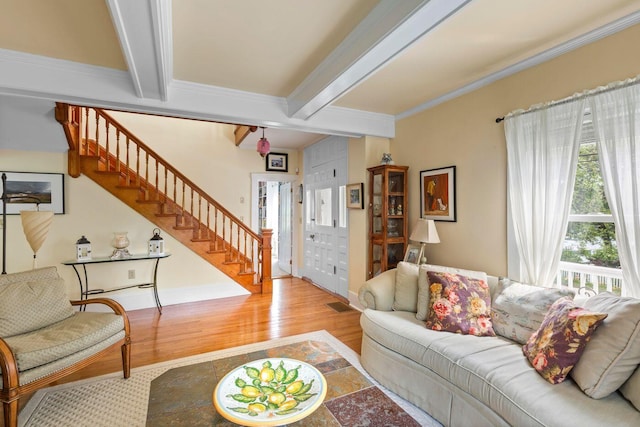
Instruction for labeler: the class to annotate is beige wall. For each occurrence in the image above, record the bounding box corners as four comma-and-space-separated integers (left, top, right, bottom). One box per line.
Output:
393, 23, 640, 277
347, 135, 390, 302
108, 112, 299, 224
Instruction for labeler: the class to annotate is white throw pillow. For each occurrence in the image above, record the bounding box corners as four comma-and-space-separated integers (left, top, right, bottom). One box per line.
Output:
415, 264, 487, 321
392, 262, 420, 312
570, 293, 640, 399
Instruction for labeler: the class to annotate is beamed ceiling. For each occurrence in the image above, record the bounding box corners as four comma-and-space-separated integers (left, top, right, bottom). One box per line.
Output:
1, 0, 640, 150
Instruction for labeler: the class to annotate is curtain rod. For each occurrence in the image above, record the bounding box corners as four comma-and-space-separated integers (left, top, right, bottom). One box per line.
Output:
495, 75, 640, 123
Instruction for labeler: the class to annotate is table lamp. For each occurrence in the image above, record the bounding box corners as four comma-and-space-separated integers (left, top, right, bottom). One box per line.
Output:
409, 218, 440, 264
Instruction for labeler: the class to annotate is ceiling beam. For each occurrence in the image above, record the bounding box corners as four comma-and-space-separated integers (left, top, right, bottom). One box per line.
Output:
234, 125, 258, 146
0, 49, 395, 138
286, 0, 472, 120
106, 0, 172, 101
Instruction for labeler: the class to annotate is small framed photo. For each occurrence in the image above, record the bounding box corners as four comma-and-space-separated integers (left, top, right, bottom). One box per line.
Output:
265, 152, 288, 172
346, 182, 364, 209
404, 243, 423, 264
420, 165, 456, 222
1, 172, 65, 214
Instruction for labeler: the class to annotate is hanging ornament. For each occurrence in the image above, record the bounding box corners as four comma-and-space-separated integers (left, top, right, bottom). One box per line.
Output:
257, 127, 271, 157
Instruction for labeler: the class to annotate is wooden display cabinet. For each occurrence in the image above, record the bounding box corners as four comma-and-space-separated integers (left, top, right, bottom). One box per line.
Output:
367, 164, 408, 278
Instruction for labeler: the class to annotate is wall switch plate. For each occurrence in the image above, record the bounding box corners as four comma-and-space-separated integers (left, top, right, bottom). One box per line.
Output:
128, 269, 135, 279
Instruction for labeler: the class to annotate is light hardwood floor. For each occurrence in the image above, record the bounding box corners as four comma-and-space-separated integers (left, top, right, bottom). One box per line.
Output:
55, 277, 363, 386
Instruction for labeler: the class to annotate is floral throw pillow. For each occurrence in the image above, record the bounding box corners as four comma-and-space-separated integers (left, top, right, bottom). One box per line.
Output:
425, 271, 495, 336
522, 297, 607, 385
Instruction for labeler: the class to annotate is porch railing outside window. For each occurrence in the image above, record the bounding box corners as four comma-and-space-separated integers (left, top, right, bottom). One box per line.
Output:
555, 261, 623, 296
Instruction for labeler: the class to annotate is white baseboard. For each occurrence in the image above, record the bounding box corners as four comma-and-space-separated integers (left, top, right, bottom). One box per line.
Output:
82, 282, 250, 312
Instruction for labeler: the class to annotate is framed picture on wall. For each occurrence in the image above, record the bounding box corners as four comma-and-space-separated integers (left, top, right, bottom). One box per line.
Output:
265, 152, 288, 172
346, 182, 364, 209
420, 166, 456, 222
0, 172, 65, 214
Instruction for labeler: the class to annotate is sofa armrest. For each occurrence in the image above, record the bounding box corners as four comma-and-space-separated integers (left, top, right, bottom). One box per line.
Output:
0, 337, 19, 390
71, 298, 130, 336
358, 269, 396, 311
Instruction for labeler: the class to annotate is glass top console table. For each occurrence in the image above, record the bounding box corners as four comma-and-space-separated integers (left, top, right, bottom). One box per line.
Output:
62, 253, 170, 313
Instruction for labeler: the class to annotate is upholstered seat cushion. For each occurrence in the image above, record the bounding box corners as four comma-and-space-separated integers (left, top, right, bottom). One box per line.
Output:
0, 266, 75, 337
3, 312, 125, 372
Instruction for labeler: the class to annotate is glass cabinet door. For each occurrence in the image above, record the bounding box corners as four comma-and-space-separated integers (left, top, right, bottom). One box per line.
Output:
368, 164, 409, 279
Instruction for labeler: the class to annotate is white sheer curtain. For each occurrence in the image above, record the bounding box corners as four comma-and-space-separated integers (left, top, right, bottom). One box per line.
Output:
590, 80, 640, 297
505, 100, 586, 285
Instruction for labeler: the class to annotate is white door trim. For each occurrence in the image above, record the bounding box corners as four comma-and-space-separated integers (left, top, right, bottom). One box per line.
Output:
251, 173, 299, 277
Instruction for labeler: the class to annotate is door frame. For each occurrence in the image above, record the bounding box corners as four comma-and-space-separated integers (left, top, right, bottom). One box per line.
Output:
251, 173, 299, 277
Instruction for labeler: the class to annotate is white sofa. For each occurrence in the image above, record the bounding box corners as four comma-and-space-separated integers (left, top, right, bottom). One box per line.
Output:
358, 262, 640, 427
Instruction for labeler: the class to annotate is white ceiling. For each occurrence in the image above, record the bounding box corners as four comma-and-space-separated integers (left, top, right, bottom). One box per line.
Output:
1, 0, 639, 151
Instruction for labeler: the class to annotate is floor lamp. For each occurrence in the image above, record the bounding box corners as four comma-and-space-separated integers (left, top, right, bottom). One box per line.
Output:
2, 173, 54, 274
409, 218, 440, 264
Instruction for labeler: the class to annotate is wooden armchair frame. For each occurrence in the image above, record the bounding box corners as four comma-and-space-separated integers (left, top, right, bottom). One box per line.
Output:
0, 298, 131, 427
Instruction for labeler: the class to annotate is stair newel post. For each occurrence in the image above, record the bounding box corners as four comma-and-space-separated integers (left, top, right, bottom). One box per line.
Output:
54, 103, 81, 178
261, 229, 273, 294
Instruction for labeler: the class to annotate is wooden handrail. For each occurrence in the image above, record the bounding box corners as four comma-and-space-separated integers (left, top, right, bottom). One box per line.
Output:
58, 104, 269, 291
94, 109, 261, 242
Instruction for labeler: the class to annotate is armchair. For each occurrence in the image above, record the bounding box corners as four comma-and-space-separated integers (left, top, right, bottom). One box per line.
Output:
0, 266, 130, 427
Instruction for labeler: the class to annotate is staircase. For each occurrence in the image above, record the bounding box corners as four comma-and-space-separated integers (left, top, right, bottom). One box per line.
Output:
55, 103, 272, 294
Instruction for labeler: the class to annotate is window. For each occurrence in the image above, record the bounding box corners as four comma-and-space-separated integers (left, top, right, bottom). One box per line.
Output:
559, 116, 621, 294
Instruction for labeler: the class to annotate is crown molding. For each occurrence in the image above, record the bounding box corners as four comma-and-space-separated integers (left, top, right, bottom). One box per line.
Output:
396, 9, 640, 120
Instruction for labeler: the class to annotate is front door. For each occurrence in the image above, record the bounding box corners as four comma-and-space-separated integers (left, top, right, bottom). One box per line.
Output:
303, 136, 348, 297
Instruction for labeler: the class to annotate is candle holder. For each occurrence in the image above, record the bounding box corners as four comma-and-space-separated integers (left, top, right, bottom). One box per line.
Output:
111, 232, 131, 259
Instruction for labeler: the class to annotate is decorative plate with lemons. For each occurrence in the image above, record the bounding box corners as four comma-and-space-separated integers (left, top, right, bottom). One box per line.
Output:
213, 358, 327, 426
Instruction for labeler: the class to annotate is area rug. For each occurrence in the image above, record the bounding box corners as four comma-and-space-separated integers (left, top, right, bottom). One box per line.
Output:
19, 330, 441, 427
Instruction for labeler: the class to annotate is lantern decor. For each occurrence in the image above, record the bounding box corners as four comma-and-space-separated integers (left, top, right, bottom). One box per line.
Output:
76, 235, 92, 261
256, 127, 271, 158
148, 228, 165, 256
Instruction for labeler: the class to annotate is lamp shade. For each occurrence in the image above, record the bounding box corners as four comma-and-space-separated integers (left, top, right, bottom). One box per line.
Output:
20, 210, 54, 268
409, 218, 440, 244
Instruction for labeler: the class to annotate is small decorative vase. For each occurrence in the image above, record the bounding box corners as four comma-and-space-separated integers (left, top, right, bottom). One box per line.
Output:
111, 232, 131, 259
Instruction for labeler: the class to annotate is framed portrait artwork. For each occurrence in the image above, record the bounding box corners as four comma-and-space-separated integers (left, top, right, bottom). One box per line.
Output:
346, 182, 364, 209
0, 172, 65, 214
420, 166, 456, 222
265, 152, 288, 172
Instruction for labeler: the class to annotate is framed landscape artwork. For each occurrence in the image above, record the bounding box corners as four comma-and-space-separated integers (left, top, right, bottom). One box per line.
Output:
0, 172, 65, 214
420, 166, 456, 222
265, 152, 288, 172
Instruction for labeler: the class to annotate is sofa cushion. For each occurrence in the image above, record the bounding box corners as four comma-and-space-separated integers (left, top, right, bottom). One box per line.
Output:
570, 293, 640, 399
392, 262, 420, 312
491, 278, 576, 344
416, 264, 487, 321
425, 271, 495, 336
523, 297, 607, 385
620, 366, 640, 411
3, 312, 125, 371
0, 266, 74, 337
